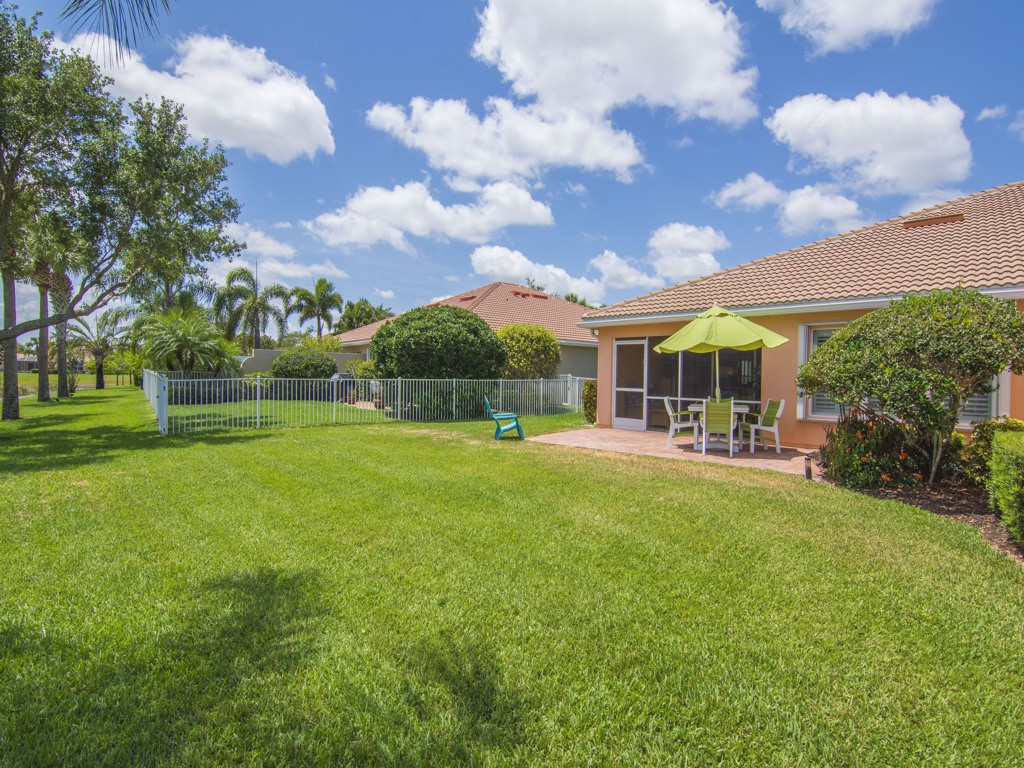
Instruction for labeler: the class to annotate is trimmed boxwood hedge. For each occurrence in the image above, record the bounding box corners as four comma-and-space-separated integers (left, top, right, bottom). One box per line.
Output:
269, 346, 338, 379
988, 431, 1024, 546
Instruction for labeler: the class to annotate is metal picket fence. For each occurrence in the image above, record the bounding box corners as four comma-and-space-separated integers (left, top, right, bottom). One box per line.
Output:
142, 370, 592, 435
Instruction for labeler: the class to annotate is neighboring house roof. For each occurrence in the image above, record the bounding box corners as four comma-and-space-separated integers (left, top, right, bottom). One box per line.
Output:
336, 281, 597, 346
583, 181, 1024, 324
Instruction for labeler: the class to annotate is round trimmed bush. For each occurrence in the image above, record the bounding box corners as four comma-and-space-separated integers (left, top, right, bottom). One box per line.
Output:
370, 305, 506, 379
269, 346, 337, 379
497, 324, 561, 379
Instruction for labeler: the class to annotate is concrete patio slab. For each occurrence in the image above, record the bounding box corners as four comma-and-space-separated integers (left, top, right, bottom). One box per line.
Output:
530, 428, 816, 477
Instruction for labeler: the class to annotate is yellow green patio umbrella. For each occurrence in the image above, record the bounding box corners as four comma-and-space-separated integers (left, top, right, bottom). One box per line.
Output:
653, 305, 789, 400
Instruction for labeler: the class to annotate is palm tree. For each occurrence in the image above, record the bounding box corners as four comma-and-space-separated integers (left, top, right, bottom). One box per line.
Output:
214, 266, 290, 352
142, 309, 238, 374
31, 258, 53, 402
60, 1, 171, 53
289, 278, 343, 338
71, 310, 127, 390
335, 298, 395, 333
50, 271, 75, 398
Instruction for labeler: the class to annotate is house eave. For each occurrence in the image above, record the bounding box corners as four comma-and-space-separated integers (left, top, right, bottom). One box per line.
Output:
579, 286, 1024, 328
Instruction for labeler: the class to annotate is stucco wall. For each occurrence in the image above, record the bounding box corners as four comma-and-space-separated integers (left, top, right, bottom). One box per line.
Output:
557, 344, 597, 378
239, 349, 365, 374
594, 307, 1024, 449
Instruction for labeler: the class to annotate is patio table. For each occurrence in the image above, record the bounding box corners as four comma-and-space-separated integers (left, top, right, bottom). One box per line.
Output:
687, 402, 750, 452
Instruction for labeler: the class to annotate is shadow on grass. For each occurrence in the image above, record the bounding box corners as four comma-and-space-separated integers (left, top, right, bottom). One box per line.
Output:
0, 390, 280, 476
0, 568, 324, 766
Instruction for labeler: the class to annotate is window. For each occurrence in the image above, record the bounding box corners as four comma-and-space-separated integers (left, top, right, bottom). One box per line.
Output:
804, 327, 842, 419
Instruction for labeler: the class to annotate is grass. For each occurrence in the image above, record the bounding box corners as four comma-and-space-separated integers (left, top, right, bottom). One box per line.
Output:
1, 389, 1023, 766
14, 372, 101, 396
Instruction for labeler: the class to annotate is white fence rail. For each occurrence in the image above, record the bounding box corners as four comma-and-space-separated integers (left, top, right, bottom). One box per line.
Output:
141, 371, 592, 435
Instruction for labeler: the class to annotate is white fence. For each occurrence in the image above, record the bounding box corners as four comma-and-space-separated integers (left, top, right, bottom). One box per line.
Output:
142, 370, 592, 435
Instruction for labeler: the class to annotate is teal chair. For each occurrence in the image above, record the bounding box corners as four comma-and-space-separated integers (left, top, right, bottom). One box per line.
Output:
700, 398, 740, 456
740, 399, 785, 454
483, 395, 524, 440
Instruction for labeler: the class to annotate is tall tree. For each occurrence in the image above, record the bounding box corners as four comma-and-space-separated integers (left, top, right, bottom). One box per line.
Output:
335, 298, 394, 333
289, 278, 343, 338
50, 271, 74, 398
31, 258, 53, 402
0, 5, 117, 419
71, 309, 126, 390
214, 266, 290, 351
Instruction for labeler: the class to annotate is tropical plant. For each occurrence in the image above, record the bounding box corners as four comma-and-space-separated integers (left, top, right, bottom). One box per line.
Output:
335, 298, 394, 333
497, 324, 561, 379
50, 271, 75, 398
214, 266, 290, 352
289, 279, 343, 338
60, 0, 171, 53
562, 292, 596, 308
370, 305, 506, 379
797, 288, 1024, 484
141, 309, 239, 375
70, 309, 127, 389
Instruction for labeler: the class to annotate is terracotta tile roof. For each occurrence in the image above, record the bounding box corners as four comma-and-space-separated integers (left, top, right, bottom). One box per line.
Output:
335, 281, 597, 345
584, 181, 1024, 322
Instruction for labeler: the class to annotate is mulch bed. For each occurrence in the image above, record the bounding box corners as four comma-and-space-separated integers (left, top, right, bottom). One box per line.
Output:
856, 483, 1024, 565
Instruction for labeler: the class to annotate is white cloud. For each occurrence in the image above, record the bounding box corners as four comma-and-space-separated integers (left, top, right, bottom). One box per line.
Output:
224, 222, 296, 259
900, 188, 965, 214
588, 250, 663, 291
977, 105, 1007, 121
471, 245, 606, 299
777, 186, 865, 235
374, 288, 395, 299
208, 256, 348, 289
757, 0, 939, 53
368, 97, 642, 184
765, 91, 971, 196
62, 33, 334, 164
713, 175, 865, 235
473, 0, 757, 125
303, 181, 553, 254
712, 172, 786, 210
443, 275, 461, 283
1011, 110, 1024, 141
565, 182, 588, 197
646, 223, 727, 283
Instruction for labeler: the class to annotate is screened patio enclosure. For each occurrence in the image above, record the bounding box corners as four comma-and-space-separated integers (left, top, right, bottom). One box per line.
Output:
613, 336, 762, 431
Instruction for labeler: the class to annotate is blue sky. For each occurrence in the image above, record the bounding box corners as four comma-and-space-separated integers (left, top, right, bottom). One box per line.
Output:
19, 0, 1024, 328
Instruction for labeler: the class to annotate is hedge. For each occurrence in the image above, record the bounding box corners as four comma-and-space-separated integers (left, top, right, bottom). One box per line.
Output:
988, 431, 1024, 546
582, 380, 597, 424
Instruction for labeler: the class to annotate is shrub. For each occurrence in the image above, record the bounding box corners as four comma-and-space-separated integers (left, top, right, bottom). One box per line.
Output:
301, 335, 342, 353
797, 287, 1024, 484
370, 305, 506, 379
820, 411, 919, 488
988, 432, 1024, 546
961, 417, 1024, 486
269, 346, 337, 379
497, 324, 561, 379
345, 359, 378, 379
582, 380, 597, 424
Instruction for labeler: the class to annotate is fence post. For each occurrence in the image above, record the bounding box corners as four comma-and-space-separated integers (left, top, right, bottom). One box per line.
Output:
499, 379, 503, 411
256, 374, 261, 429
157, 374, 168, 434
397, 377, 403, 422
332, 377, 337, 424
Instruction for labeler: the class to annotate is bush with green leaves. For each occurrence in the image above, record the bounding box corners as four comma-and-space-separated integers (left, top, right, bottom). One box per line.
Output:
268, 346, 338, 379
960, 417, 1024, 486
369, 306, 506, 379
142, 311, 240, 376
345, 359, 378, 379
820, 411, 921, 488
988, 432, 1024, 546
582, 380, 597, 424
797, 288, 1024, 484
497, 324, 561, 379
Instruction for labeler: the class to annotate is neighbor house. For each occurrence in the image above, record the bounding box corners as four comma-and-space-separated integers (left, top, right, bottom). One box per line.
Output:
335, 281, 598, 378
580, 182, 1024, 448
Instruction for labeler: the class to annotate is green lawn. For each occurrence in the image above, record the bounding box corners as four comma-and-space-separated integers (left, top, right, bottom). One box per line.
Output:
14, 372, 102, 396
2, 389, 1023, 766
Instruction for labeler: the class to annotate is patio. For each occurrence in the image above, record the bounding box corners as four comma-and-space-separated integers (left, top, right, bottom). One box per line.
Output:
530, 427, 816, 477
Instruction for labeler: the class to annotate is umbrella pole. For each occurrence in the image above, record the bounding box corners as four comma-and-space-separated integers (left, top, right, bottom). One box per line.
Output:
715, 349, 721, 401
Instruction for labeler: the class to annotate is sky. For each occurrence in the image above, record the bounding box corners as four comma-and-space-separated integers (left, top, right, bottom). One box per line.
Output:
13, 0, 1024, 333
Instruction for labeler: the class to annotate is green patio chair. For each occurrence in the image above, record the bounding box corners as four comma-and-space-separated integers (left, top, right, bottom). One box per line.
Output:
663, 396, 700, 449
483, 395, 524, 440
740, 399, 785, 454
700, 398, 740, 457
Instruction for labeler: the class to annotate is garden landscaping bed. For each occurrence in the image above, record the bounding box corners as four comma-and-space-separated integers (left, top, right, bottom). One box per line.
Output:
855, 483, 1024, 565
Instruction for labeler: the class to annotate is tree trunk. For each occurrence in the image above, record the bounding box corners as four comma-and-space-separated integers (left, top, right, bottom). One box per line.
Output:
95, 355, 105, 390
56, 327, 69, 398
927, 431, 943, 485
2, 272, 19, 420
36, 287, 50, 402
